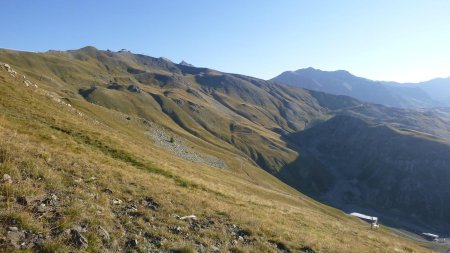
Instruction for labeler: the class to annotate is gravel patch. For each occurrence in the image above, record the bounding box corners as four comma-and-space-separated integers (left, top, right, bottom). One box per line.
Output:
146, 123, 227, 169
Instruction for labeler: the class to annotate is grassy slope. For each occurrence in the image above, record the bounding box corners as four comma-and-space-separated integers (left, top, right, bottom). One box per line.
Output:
0, 50, 436, 252
0, 47, 312, 174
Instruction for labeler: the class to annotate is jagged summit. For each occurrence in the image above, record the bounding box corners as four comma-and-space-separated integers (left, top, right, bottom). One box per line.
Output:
179, 60, 194, 67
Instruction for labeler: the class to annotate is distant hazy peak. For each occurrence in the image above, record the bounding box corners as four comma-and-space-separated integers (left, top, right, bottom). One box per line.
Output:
295, 67, 320, 72
272, 67, 440, 108
179, 60, 194, 67
293, 67, 353, 77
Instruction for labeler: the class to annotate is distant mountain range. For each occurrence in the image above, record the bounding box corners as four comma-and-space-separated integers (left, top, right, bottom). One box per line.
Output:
272, 67, 450, 108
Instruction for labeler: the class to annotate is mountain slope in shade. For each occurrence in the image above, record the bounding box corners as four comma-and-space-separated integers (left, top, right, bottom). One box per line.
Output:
283, 115, 450, 233
272, 67, 441, 108
412, 77, 450, 106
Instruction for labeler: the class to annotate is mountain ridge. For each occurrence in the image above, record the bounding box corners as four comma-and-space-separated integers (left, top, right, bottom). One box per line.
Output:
272, 67, 449, 108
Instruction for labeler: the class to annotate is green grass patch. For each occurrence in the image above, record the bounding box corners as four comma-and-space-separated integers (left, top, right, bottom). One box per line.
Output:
170, 246, 197, 253
50, 125, 193, 188
0, 211, 44, 233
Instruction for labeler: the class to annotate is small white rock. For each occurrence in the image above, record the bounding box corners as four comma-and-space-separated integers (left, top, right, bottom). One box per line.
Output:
180, 215, 197, 221
8, 227, 18, 232
112, 199, 122, 205
2, 174, 12, 184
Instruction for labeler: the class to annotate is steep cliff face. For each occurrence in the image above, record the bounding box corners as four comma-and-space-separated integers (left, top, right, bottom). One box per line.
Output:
285, 115, 450, 232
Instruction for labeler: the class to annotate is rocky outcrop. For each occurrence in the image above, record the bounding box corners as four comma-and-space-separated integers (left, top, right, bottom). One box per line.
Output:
0, 63, 38, 88
0, 63, 18, 77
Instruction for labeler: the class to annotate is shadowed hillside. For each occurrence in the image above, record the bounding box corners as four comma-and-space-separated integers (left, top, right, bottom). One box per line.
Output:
283, 115, 450, 233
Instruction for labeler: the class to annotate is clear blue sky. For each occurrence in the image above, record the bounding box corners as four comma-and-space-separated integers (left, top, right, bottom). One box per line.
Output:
2, 0, 450, 82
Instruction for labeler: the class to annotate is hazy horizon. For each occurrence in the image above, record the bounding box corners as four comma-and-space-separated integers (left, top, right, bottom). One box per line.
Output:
1, 0, 449, 82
